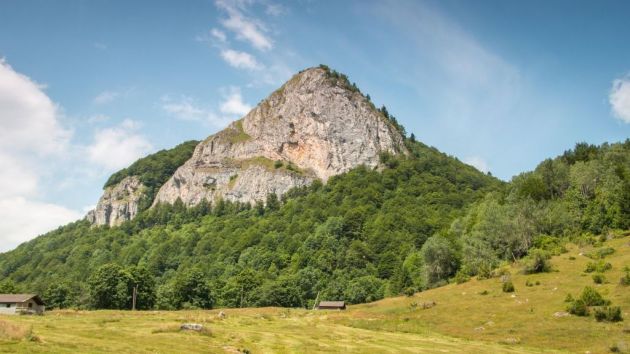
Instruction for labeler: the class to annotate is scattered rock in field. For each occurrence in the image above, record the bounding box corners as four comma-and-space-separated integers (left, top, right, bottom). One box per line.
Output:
510, 294, 517, 298
485, 321, 495, 326
218, 311, 226, 319
474, 326, 485, 332
181, 323, 204, 331
553, 311, 570, 318
501, 337, 521, 345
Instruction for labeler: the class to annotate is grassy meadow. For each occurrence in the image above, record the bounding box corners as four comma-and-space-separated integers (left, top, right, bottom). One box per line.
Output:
1, 235, 629, 353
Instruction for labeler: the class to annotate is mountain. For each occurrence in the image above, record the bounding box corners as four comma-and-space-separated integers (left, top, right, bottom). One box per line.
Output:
88, 66, 406, 226
23, 67, 630, 313
0, 66, 505, 309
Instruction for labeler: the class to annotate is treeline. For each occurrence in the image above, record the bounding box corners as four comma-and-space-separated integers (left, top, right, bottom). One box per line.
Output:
0, 138, 500, 310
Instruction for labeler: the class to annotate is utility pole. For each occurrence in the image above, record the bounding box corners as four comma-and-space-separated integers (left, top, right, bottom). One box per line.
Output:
132, 285, 138, 311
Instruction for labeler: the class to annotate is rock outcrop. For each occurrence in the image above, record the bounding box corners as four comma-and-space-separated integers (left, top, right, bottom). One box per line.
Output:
87, 66, 407, 226
153, 67, 406, 207
86, 176, 145, 227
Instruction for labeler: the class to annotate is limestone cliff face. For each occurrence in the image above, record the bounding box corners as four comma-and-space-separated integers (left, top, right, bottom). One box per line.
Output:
153, 67, 406, 207
86, 176, 145, 227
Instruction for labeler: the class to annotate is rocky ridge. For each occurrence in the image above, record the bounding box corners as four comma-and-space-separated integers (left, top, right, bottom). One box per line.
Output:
88, 66, 407, 226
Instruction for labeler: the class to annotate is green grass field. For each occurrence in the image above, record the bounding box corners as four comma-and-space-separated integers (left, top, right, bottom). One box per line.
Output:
1, 235, 628, 353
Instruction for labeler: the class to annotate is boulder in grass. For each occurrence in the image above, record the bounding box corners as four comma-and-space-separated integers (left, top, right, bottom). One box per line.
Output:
181, 323, 204, 331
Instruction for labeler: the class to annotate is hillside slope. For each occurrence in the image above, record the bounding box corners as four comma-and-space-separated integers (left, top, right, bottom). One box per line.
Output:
0, 139, 500, 310
1, 234, 626, 353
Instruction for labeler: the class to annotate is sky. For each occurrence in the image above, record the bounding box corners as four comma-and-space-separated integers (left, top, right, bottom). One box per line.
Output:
1, 0, 630, 252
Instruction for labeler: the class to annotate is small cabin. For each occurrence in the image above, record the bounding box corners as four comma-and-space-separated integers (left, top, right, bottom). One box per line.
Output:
316, 301, 346, 310
0, 294, 45, 315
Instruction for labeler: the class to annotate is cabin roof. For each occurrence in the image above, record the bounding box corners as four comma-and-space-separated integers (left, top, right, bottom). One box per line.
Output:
0, 294, 45, 305
318, 301, 345, 307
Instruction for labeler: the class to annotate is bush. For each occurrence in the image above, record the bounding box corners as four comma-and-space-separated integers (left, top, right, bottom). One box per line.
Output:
525, 279, 533, 287
585, 260, 612, 273
274, 160, 283, 169
567, 299, 589, 316
523, 249, 552, 274
592, 273, 606, 284
453, 269, 471, 284
502, 281, 515, 293
594, 306, 623, 322
579, 286, 610, 306
586, 247, 615, 259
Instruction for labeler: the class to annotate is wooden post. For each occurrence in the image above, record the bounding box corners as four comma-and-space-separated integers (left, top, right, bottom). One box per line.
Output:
132, 285, 138, 311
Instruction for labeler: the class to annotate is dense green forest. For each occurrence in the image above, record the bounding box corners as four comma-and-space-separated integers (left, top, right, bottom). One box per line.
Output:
0, 137, 501, 309
1, 125, 629, 310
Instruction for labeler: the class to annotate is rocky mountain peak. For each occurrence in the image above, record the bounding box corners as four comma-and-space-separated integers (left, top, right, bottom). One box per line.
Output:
89, 66, 407, 225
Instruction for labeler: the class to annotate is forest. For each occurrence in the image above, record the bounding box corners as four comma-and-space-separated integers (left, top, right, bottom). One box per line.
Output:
1, 135, 629, 311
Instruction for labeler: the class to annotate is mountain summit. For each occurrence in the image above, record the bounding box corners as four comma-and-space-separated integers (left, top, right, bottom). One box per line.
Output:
88, 66, 407, 226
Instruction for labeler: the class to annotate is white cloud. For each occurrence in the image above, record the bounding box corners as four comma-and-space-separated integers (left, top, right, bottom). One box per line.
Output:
211, 28, 227, 42
0, 59, 81, 252
220, 49, 263, 70
216, 0, 273, 51
0, 152, 38, 199
609, 74, 630, 123
220, 87, 251, 116
87, 119, 153, 171
0, 197, 82, 252
0, 58, 71, 155
93, 90, 119, 105
464, 156, 490, 173
265, 3, 286, 16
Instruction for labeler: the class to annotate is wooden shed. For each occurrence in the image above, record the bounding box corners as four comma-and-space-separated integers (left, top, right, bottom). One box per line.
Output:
316, 301, 346, 310
0, 294, 45, 315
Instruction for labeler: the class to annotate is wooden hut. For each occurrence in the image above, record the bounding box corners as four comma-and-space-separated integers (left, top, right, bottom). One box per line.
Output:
0, 294, 45, 315
316, 301, 346, 310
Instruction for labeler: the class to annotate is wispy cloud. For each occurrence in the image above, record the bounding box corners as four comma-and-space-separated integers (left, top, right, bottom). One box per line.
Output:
220, 49, 263, 70
92, 42, 107, 50
211, 28, 227, 42
609, 73, 630, 123
216, 0, 273, 51
93, 90, 119, 105
161, 87, 252, 128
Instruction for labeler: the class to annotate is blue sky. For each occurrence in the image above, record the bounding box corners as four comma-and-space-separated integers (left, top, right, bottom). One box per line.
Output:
1, 0, 630, 251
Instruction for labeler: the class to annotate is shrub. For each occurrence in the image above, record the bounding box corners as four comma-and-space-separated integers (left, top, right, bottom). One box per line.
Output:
579, 286, 610, 306
274, 160, 283, 169
403, 287, 416, 297
479, 290, 489, 295
523, 249, 552, 274
567, 299, 589, 316
564, 293, 574, 303
502, 281, 515, 293
453, 269, 470, 284
586, 247, 615, 259
594, 306, 623, 322
592, 273, 606, 284
585, 260, 612, 273
525, 279, 533, 287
